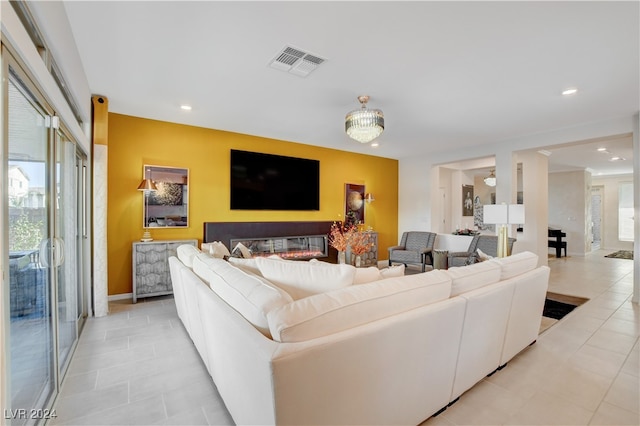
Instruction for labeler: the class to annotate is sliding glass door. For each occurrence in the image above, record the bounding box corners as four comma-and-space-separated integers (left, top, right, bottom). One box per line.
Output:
55, 131, 79, 376
4, 50, 87, 424
7, 71, 56, 424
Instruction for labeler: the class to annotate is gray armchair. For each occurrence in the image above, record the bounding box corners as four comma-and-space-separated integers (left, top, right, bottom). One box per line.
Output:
388, 231, 437, 272
448, 235, 516, 267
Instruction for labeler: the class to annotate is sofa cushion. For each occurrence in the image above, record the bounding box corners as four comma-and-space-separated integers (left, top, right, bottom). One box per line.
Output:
267, 270, 452, 342
192, 253, 216, 284
446, 260, 502, 297
490, 251, 538, 280
228, 257, 261, 276
255, 257, 356, 300
177, 244, 200, 268
380, 264, 405, 278
353, 266, 382, 284
192, 253, 292, 337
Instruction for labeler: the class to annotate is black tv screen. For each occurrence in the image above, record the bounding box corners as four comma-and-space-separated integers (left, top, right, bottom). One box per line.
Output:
230, 149, 320, 210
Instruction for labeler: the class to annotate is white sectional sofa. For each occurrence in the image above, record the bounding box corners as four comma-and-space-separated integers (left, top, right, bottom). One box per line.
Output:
169, 246, 549, 425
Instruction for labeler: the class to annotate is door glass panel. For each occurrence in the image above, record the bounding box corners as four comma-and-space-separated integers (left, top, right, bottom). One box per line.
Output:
56, 132, 78, 373
76, 159, 86, 323
7, 73, 55, 422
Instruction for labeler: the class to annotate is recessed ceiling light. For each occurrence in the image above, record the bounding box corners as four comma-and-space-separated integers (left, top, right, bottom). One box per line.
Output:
597, 147, 607, 152
562, 88, 578, 96
180, 105, 192, 111
610, 156, 626, 161
371, 142, 379, 147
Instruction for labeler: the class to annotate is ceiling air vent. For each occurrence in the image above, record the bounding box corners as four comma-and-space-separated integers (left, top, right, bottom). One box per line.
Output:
269, 45, 326, 77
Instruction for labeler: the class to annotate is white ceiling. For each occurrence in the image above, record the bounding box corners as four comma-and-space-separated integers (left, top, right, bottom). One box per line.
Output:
62, 1, 638, 175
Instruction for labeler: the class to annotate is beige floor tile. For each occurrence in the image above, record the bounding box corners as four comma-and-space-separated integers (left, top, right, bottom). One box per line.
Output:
58, 370, 98, 396
56, 394, 168, 426
160, 406, 210, 426
590, 401, 640, 425
600, 317, 640, 337
505, 389, 594, 425
485, 355, 559, 400
621, 345, 639, 377
542, 364, 613, 411
587, 329, 638, 355
604, 371, 640, 414
67, 343, 156, 376
568, 344, 628, 379
50, 382, 129, 425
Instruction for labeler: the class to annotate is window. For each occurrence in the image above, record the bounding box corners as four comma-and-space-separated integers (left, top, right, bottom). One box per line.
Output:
618, 182, 634, 241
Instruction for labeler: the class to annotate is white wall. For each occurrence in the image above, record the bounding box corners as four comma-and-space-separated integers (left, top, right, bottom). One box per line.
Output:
592, 174, 635, 251
548, 170, 590, 256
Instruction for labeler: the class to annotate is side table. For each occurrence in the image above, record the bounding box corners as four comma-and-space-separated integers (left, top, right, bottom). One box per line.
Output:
433, 250, 449, 270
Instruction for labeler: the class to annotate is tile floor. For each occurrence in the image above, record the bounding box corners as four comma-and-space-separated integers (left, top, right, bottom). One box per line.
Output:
52, 250, 638, 425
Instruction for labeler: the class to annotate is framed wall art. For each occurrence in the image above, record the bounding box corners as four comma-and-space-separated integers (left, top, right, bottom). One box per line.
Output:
462, 184, 474, 217
344, 183, 365, 227
142, 165, 189, 228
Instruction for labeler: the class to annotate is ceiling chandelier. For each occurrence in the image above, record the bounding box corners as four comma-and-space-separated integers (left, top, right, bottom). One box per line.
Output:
484, 170, 496, 187
345, 95, 384, 143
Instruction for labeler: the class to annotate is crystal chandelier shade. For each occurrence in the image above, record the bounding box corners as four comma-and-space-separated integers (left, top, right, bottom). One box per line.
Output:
484, 170, 496, 187
345, 95, 384, 143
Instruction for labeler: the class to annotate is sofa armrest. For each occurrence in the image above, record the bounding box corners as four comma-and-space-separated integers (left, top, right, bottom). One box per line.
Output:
388, 245, 404, 253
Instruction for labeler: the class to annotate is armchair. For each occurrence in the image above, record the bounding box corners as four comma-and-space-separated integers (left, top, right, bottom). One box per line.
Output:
448, 235, 516, 267
388, 231, 437, 272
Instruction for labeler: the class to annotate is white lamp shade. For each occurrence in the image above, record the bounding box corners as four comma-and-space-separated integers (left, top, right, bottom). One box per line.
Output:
508, 204, 525, 224
483, 204, 508, 224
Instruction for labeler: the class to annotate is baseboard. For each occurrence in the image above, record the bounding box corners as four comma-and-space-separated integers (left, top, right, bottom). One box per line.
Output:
108, 293, 133, 301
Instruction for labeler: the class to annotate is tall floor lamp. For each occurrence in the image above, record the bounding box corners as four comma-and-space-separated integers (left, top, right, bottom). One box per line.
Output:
483, 204, 525, 257
137, 177, 158, 242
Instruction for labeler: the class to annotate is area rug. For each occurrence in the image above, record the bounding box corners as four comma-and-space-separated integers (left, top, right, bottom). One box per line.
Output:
604, 250, 633, 260
539, 292, 589, 334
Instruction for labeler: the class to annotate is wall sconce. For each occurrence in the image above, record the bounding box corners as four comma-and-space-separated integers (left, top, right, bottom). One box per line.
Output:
365, 193, 375, 203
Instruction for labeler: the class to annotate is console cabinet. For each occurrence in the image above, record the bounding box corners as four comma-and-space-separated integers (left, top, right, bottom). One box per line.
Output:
132, 239, 197, 302
350, 232, 378, 267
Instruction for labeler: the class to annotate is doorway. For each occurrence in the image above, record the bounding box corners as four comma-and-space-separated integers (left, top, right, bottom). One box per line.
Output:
591, 186, 603, 250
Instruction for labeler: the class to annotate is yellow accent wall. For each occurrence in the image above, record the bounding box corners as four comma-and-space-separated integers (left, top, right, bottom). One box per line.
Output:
108, 113, 398, 295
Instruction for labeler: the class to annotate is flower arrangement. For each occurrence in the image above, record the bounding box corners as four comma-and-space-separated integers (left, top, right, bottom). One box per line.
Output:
349, 231, 374, 255
328, 221, 356, 252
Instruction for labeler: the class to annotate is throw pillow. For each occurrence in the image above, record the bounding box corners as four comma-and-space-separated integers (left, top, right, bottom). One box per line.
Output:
255, 257, 356, 300
353, 266, 382, 284
476, 248, 493, 262
231, 242, 252, 258
212, 241, 231, 258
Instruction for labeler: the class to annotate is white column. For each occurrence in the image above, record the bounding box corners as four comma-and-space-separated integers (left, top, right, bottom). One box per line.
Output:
93, 145, 109, 316
519, 150, 549, 266
495, 151, 516, 205
633, 113, 639, 304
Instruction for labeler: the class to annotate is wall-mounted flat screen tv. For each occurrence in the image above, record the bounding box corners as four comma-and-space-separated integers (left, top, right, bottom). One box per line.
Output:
230, 149, 320, 210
